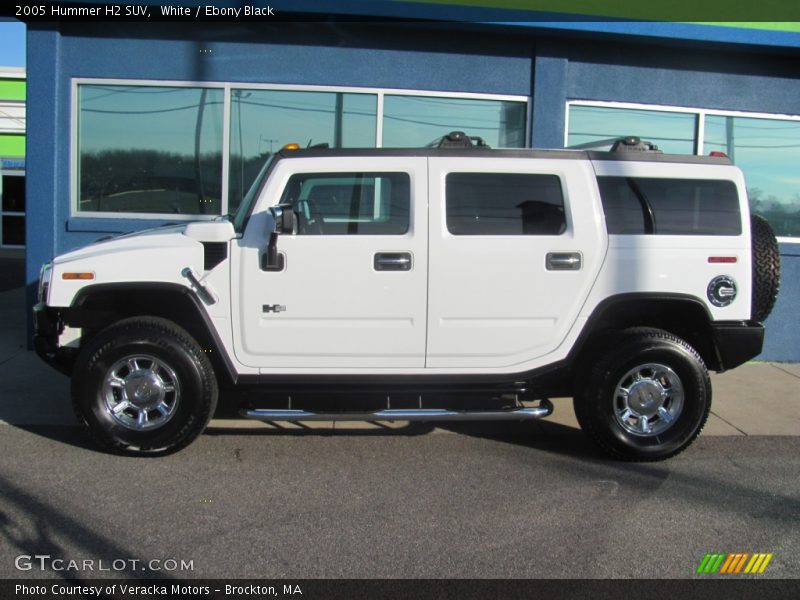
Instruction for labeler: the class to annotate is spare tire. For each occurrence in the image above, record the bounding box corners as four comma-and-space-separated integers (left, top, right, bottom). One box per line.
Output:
751, 214, 781, 322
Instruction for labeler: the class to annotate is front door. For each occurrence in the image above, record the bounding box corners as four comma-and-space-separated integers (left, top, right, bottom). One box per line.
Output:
232, 157, 428, 370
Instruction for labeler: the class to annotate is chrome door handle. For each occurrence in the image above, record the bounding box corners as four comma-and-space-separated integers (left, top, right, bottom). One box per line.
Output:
546, 252, 582, 271
374, 252, 412, 271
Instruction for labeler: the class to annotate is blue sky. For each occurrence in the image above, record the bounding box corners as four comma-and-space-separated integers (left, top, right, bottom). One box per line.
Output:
0, 20, 26, 67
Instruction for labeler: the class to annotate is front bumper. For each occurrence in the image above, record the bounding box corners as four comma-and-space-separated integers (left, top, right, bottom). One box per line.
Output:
32, 303, 76, 375
711, 321, 764, 372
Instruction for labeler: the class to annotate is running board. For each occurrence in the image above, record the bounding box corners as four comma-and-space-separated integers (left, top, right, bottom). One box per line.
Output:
240, 401, 553, 423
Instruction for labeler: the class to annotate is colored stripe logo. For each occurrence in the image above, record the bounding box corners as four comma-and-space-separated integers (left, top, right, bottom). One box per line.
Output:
696, 552, 773, 574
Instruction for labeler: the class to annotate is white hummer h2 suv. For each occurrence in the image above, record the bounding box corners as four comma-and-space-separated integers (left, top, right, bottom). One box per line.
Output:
33, 133, 781, 460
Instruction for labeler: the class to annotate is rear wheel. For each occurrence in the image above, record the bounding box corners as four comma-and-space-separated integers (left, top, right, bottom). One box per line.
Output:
574, 328, 710, 461
72, 317, 218, 454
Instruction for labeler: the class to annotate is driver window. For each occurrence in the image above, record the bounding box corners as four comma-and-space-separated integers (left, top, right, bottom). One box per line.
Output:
278, 172, 410, 235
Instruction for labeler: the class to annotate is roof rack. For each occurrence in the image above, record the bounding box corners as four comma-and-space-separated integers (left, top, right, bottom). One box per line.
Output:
428, 131, 490, 149
609, 136, 662, 153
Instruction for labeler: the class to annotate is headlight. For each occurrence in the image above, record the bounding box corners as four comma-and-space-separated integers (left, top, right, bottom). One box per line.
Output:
37, 263, 52, 304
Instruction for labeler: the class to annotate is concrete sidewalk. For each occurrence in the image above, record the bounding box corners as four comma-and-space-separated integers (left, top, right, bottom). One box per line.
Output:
1, 285, 799, 436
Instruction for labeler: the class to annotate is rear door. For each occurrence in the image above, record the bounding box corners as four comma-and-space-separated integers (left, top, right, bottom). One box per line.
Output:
426, 157, 606, 370
231, 156, 428, 370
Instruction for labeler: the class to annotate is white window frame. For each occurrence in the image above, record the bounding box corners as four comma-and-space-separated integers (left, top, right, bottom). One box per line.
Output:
0, 169, 25, 249
566, 99, 800, 243
71, 77, 529, 221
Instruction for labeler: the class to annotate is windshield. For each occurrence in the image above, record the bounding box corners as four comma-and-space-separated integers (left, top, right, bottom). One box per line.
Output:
232, 155, 276, 232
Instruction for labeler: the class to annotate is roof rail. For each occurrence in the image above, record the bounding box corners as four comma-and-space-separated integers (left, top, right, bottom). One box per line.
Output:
428, 131, 490, 149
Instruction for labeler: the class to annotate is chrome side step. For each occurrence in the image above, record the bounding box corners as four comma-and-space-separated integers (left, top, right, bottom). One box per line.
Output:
240, 400, 553, 422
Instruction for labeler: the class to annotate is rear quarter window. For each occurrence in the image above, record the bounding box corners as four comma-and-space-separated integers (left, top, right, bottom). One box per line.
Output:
598, 177, 741, 236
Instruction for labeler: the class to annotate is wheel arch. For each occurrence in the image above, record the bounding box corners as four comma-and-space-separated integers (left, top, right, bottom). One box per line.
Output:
66, 283, 237, 386
570, 293, 722, 374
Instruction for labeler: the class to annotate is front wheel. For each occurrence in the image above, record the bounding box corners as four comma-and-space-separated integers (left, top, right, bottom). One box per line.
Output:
574, 328, 711, 461
72, 317, 218, 454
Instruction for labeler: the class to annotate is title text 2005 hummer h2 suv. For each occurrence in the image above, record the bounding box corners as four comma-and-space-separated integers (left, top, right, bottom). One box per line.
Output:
33, 134, 781, 461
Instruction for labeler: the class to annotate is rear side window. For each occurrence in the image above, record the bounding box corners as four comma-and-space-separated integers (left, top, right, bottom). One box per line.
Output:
446, 173, 566, 235
279, 172, 410, 235
598, 177, 741, 235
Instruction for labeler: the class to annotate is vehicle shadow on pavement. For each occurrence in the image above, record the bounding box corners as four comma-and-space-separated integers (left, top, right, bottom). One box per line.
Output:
439, 420, 602, 460
15, 419, 602, 463
9, 425, 110, 454
203, 412, 602, 460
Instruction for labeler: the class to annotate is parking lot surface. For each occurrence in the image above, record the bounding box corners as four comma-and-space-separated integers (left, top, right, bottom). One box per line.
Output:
1, 425, 798, 579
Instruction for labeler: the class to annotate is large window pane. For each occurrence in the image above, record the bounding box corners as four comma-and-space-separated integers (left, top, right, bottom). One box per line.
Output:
78, 85, 223, 215
229, 90, 377, 212
446, 173, 565, 235
704, 115, 800, 238
383, 96, 526, 148
568, 105, 696, 154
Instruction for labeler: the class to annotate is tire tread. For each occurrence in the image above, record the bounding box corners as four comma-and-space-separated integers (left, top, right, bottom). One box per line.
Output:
574, 327, 711, 462
751, 214, 781, 323
71, 316, 218, 455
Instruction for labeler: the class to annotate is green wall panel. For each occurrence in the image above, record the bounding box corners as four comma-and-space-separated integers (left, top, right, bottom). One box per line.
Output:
0, 135, 25, 157
0, 80, 26, 101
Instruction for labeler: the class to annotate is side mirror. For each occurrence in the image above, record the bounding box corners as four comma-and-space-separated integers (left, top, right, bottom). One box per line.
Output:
270, 204, 297, 235
263, 204, 295, 271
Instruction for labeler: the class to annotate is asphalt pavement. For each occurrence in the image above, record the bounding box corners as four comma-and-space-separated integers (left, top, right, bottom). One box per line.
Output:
0, 427, 798, 579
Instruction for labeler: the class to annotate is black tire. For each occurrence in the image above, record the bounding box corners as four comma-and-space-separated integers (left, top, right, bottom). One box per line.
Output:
574, 328, 711, 461
72, 317, 218, 455
751, 214, 781, 323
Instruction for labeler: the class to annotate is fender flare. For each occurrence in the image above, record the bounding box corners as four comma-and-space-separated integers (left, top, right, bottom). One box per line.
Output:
68, 282, 239, 385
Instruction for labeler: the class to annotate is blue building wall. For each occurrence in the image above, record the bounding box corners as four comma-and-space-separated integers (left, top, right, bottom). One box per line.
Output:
26, 22, 800, 361
26, 27, 62, 304
765, 243, 800, 359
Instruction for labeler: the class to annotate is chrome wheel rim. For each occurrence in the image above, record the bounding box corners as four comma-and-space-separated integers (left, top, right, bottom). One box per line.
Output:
102, 354, 180, 431
613, 363, 684, 437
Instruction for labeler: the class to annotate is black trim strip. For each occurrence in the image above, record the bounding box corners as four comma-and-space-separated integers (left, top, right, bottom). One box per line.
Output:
625, 177, 656, 234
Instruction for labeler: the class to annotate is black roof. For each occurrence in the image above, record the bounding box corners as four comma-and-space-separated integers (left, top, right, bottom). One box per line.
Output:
275, 146, 733, 165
